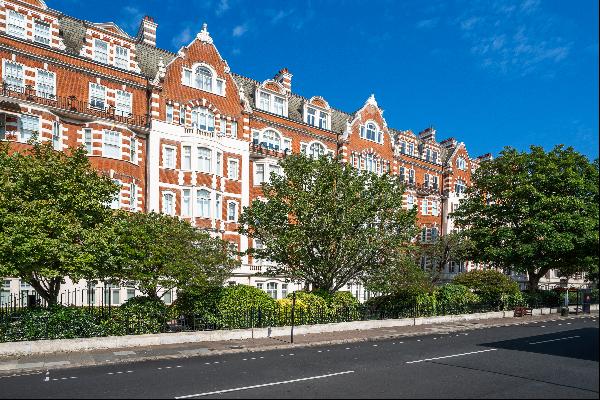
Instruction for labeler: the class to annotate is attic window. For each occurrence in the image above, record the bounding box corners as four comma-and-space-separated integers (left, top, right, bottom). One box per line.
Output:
257, 90, 287, 116
305, 106, 329, 129
360, 121, 382, 144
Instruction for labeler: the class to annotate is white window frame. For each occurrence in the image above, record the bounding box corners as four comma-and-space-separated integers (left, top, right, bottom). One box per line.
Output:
102, 130, 121, 159
254, 162, 265, 185
93, 38, 109, 64
191, 107, 215, 132
197, 147, 212, 173
36, 69, 56, 98
227, 201, 238, 222
227, 158, 239, 180
266, 282, 278, 299
306, 141, 326, 159
115, 90, 132, 117
114, 45, 129, 69
130, 136, 138, 164
83, 128, 93, 154
163, 145, 176, 169
89, 83, 107, 110
51, 121, 61, 151
2, 60, 24, 90
360, 120, 383, 144
215, 193, 222, 220
182, 145, 192, 170
196, 188, 211, 218
34, 20, 51, 45
258, 129, 281, 150
129, 182, 137, 211
257, 89, 287, 116
166, 104, 174, 123
18, 114, 39, 142
182, 188, 192, 217
457, 157, 467, 170
110, 179, 121, 210
7, 10, 26, 39
162, 192, 175, 216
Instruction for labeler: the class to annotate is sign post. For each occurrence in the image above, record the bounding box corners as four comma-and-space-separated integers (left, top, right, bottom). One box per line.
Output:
290, 292, 296, 344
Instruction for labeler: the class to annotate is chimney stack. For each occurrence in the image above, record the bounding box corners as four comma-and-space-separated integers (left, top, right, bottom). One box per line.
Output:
274, 68, 293, 94
137, 16, 157, 47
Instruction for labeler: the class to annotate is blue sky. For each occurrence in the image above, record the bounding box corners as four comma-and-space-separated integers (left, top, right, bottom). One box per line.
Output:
55, 0, 599, 160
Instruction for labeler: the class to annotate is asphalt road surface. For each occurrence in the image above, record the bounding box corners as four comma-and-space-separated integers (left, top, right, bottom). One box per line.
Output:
1, 315, 598, 399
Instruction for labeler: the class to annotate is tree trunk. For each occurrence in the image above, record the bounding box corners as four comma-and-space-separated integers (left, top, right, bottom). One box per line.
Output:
527, 271, 542, 293
28, 276, 62, 306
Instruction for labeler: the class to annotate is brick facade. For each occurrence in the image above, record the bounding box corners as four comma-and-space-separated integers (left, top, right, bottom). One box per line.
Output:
2, 0, 577, 303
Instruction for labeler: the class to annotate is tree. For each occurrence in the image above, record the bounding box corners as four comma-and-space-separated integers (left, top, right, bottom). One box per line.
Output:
421, 232, 474, 284
105, 211, 238, 299
452, 145, 599, 292
0, 141, 117, 305
363, 251, 433, 296
239, 154, 417, 294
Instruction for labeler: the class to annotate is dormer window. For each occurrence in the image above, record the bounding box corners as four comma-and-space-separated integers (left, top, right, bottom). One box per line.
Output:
182, 64, 225, 95
93, 39, 109, 64
257, 90, 286, 116
7, 10, 26, 39
305, 106, 330, 129
360, 121, 382, 144
457, 157, 467, 170
34, 20, 51, 45
195, 66, 212, 91
115, 46, 129, 69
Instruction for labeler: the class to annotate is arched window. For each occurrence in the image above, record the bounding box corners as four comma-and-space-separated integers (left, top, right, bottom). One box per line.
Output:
308, 142, 326, 159
261, 129, 281, 150
366, 123, 377, 141
195, 66, 212, 91
191, 107, 215, 132
456, 157, 467, 170
197, 189, 210, 218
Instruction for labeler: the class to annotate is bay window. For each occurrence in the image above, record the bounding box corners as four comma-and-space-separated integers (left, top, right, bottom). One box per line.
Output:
197, 189, 210, 218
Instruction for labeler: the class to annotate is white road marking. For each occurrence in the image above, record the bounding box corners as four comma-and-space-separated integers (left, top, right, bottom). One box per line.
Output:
44, 371, 50, 382
540, 326, 546, 328
174, 370, 355, 399
406, 349, 498, 364
289, 354, 294, 356
242, 359, 247, 361
529, 336, 581, 345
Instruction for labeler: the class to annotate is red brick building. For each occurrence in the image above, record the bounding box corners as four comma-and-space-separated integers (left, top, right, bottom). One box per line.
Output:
1, 0, 504, 304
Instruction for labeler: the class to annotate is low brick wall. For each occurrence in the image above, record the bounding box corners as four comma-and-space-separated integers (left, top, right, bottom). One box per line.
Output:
0, 305, 596, 357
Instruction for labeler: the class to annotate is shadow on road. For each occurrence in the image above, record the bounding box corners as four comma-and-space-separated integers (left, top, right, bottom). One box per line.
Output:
481, 327, 599, 362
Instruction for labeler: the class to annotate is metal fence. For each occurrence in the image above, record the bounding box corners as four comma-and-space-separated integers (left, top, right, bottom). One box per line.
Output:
1, 292, 587, 343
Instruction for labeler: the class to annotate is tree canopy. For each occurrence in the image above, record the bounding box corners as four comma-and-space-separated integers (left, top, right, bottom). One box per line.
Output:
105, 211, 239, 299
239, 154, 418, 294
0, 141, 117, 304
452, 145, 599, 291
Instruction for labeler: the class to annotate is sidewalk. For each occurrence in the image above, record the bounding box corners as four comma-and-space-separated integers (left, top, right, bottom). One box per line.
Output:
1, 311, 597, 375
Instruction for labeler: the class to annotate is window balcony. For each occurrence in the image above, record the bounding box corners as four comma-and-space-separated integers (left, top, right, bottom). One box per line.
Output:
0, 83, 149, 129
184, 126, 215, 138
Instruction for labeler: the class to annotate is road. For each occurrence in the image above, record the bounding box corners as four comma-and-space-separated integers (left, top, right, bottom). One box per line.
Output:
1, 315, 598, 399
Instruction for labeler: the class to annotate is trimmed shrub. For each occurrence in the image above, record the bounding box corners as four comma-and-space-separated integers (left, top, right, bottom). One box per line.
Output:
328, 291, 361, 321
453, 269, 520, 308
364, 290, 420, 319
218, 285, 276, 328
522, 290, 560, 308
1, 306, 106, 342
285, 291, 329, 324
109, 296, 170, 335
173, 285, 224, 328
435, 284, 480, 315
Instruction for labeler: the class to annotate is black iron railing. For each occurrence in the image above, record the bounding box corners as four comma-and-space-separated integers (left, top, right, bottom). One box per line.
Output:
0, 83, 149, 128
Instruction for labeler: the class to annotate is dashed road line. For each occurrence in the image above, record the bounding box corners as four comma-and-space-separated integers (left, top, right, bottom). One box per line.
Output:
406, 349, 498, 364
529, 336, 581, 345
174, 370, 355, 399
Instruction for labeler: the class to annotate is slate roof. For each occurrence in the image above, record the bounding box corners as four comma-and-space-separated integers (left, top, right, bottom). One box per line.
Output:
54, 15, 461, 161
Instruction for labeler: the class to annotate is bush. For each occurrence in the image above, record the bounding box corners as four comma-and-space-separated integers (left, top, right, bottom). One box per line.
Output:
453, 269, 520, 308
218, 285, 276, 328
1, 306, 106, 342
284, 291, 329, 324
522, 290, 560, 308
173, 285, 224, 328
364, 290, 420, 319
329, 291, 360, 317
108, 296, 170, 335
435, 284, 480, 315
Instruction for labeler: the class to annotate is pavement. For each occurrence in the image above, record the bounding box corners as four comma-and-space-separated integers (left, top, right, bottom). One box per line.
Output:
0, 313, 599, 399
0, 311, 586, 374
0, 312, 598, 398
